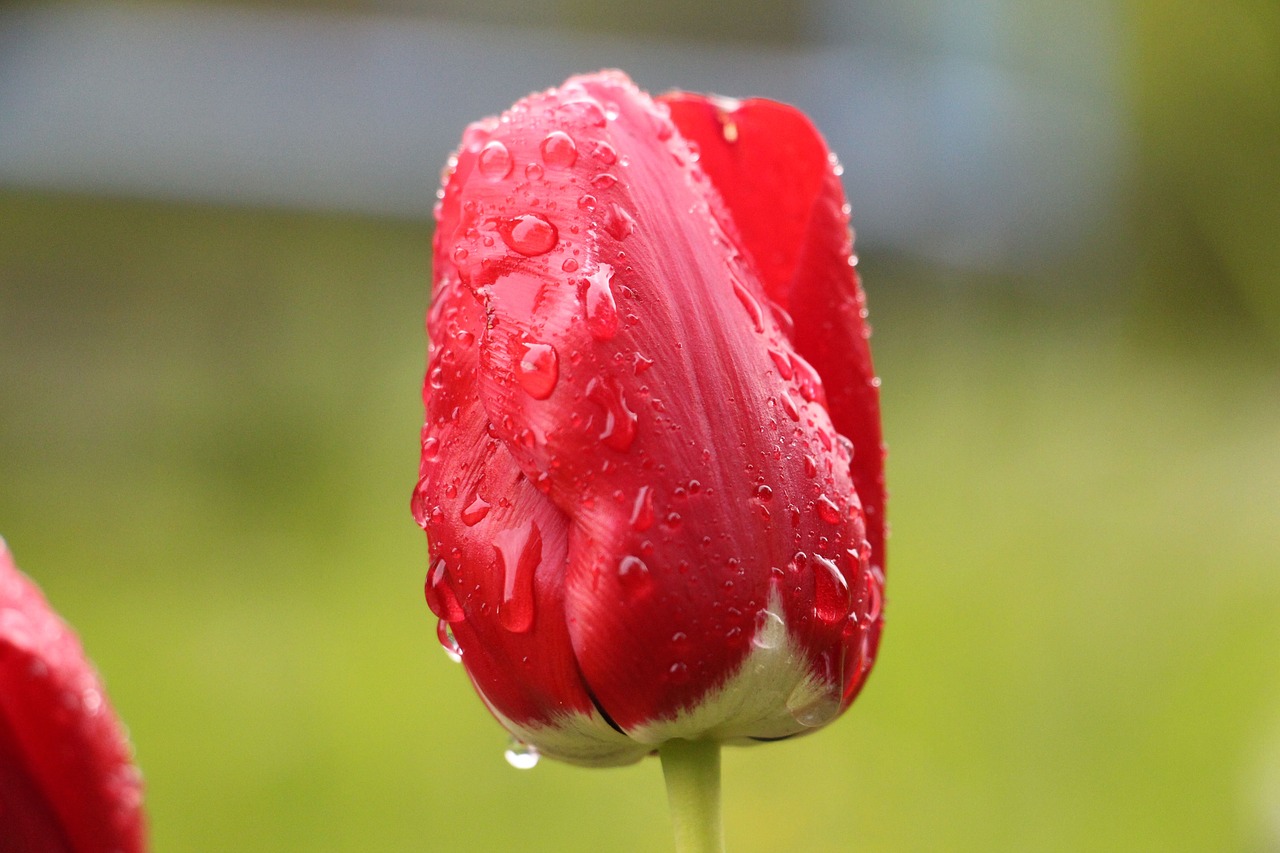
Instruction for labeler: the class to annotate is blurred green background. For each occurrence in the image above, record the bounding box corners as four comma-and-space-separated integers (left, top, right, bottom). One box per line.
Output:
2, 1, 1278, 851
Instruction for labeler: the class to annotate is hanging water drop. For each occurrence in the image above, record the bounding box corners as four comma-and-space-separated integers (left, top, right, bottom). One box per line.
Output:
504, 738, 540, 769
436, 619, 463, 663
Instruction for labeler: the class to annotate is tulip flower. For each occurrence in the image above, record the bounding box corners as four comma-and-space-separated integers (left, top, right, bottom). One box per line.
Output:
0, 541, 147, 853
413, 70, 884, 850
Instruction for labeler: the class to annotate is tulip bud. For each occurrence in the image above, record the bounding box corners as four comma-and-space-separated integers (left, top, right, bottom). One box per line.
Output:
413, 70, 884, 767
0, 541, 147, 852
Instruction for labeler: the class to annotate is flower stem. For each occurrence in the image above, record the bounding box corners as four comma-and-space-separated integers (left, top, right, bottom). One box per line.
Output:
659, 739, 725, 853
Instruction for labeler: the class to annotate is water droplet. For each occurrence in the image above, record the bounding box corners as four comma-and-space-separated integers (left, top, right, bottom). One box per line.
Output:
751, 608, 785, 649
630, 485, 655, 531
863, 566, 884, 623
517, 341, 559, 399
540, 130, 578, 169
790, 352, 825, 404
787, 679, 841, 728
577, 193, 597, 212
583, 265, 619, 340
494, 522, 542, 633
452, 246, 469, 264
562, 257, 580, 273
667, 661, 690, 684
560, 98, 607, 128
436, 619, 462, 662
812, 554, 850, 625
617, 555, 652, 595
732, 280, 765, 333
425, 557, 465, 620
500, 214, 558, 257
779, 393, 800, 422
802, 455, 818, 478
817, 495, 842, 524
504, 738, 540, 769
755, 484, 774, 501
592, 140, 618, 165
524, 161, 544, 180
422, 435, 441, 460
461, 495, 491, 526
592, 173, 618, 190
603, 203, 635, 240
478, 140, 512, 180
768, 348, 794, 379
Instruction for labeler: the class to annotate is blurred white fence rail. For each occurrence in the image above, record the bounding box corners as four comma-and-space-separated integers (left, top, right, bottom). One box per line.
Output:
0, 2, 1126, 269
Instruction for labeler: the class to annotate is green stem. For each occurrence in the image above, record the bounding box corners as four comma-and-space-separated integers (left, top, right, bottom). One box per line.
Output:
659, 739, 725, 853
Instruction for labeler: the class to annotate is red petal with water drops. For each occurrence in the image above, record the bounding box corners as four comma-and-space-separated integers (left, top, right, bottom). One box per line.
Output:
415, 132, 636, 764
662, 93, 886, 705
0, 542, 146, 853
429, 70, 874, 736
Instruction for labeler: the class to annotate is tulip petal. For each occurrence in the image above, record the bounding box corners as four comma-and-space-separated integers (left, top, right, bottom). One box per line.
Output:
661, 93, 887, 704
416, 134, 644, 766
436, 71, 876, 737
0, 542, 146, 853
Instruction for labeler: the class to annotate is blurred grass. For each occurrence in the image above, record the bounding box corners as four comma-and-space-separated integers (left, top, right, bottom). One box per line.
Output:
1, 189, 1278, 851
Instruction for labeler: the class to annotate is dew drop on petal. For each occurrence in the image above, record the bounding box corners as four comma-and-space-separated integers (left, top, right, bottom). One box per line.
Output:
517, 341, 559, 399
595, 384, 637, 451
504, 738, 540, 769
494, 522, 542, 633
461, 495, 491, 526
751, 608, 786, 650
478, 140, 513, 180
524, 161, 544, 181
667, 661, 690, 684
790, 351, 826, 405
732, 279, 765, 334
768, 348, 794, 380
617, 555, 653, 596
540, 130, 578, 168
583, 265, 619, 340
786, 680, 842, 728
779, 393, 800, 422
500, 214, 558, 257
630, 485, 655, 531
817, 494, 842, 524
812, 554, 851, 625
603, 202, 636, 240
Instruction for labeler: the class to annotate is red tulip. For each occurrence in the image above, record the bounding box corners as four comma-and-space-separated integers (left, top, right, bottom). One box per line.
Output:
413, 70, 884, 766
0, 541, 147, 852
